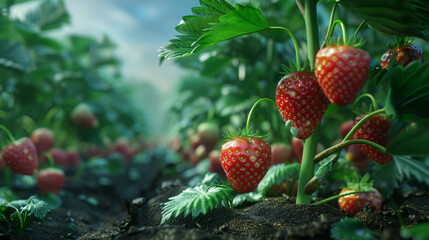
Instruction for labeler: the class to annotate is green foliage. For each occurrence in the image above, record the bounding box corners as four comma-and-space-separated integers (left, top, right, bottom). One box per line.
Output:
0, 39, 33, 71
161, 184, 235, 224
257, 162, 300, 197
159, 0, 268, 61
0, 196, 50, 236
25, 0, 70, 31
373, 156, 429, 197
338, 0, 429, 40
387, 122, 429, 156
331, 217, 377, 240
401, 222, 429, 240
233, 192, 263, 207
385, 61, 429, 121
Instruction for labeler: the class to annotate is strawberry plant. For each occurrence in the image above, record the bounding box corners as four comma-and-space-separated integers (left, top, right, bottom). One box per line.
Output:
160, 0, 429, 224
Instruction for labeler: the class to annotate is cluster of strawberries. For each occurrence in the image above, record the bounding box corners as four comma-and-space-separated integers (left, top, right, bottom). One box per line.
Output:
217, 42, 423, 215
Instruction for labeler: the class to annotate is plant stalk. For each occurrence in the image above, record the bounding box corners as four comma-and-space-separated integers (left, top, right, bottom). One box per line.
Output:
296, 0, 320, 205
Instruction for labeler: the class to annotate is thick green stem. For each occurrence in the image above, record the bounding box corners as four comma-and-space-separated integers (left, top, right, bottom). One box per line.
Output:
295, 0, 320, 205
314, 139, 387, 164
297, 126, 320, 204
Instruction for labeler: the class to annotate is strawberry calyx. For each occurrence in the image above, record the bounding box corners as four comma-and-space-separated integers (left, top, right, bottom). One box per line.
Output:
343, 173, 374, 192
223, 128, 269, 142
280, 59, 311, 75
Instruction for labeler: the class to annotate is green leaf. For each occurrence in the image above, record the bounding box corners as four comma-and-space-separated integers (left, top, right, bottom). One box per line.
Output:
232, 192, 263, 207
216, 94, 259, 116
161, 184, 234, 224
201, 172, 221, 185
338, 0, 429, 40
0, 39, 33, 71
331, 217, 377, 240
385, 61, 429, 121
401, 222, 429, 240
257, 162, 300, 197
387, 122, 429, 156
159, 0, 268, 61
21, 196, 49, 221
25, 0, 70, 31
393, 156, 429, 187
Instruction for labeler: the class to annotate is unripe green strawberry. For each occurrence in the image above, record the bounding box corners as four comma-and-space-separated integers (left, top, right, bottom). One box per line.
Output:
276, 71, 330, 139
338, 187, 382, 216
30, 128, 55, 155
221, 137, 271, 193
36, 168, 65, 195
2, 138, 38, 175
197, 122, 219, 152
353, 115, 392, 164
315, 46, 371, 105
381, 43, 424, 69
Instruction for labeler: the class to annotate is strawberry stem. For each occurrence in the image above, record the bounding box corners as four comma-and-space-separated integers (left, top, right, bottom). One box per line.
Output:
329, 19, 347, 45
42, 152, 55, 167
313, 139, 387, 164
343, 108, 386, 142
352, 93, 378, 113
313, 190, 375, 205
245, 98, 276, 131
0, 124, 16, 143
349, 20, 367, 45
268, 26, 301, 69
296, 0, 320, 205
321, 2, 338, 48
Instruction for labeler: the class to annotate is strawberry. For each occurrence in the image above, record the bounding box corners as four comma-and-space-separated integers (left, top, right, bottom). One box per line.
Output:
71, 103, 98, 128
36, 168, 65, 195
267, 177, 298, 197
339, 120, 354, 139
221, 135, 271, 193
338, 188, 382, 216
42, 148, 68, 167
271, 143, 294, 166
381, 43, 424, 69
0, 154, 4, 171
192, 144, 207, 166
110, 138, 132, 162
30, 128, 55, 155
338, 174, 382, 216
315, 46, 371, 105
2, 138, 38, 175
346, 144, 369, 171
353, 115, 392, 164
66, 150, 81, 168
197, 122, 219, 152
208, 150, 226, 178
276, 71, 330, 139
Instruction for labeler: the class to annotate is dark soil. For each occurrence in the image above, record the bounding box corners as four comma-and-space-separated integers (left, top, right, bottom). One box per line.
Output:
1, 158, 428, 240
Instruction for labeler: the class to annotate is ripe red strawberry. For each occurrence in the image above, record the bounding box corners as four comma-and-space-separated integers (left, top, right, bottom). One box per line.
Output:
221, 136, 271, 193
197, 122, 219, 152
339, 120, 354, 139
71, 103, 98, 128
315, 46, 371, 105
66, 150, 81, 168
276, 71, 330, 139
30, 128, 55, 155
42, 148, 68, 167
271, 143, 293, 166
381, 43, 424, 69
208, 150, 226, 178
353, 115, 392, 164
338, 187, 382, 216
2, 138, 38, 175
36, 168, 65, 195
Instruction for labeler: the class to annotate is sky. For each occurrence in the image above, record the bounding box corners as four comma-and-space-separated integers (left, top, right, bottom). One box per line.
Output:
11, 0, 200, 135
